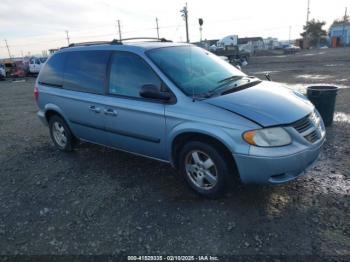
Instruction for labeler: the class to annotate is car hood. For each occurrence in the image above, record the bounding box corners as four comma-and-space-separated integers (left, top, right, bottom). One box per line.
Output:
205, 81, 314, 127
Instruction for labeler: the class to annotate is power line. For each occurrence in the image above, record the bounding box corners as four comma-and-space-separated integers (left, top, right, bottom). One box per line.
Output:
1, 17, 298, 57
0, 16, 256, 49
2, 22, 293, 48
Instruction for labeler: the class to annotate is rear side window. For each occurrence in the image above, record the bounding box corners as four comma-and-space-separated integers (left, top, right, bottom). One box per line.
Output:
38, 53, 66, 87
63, 50, 110, 94
109, 52, 161, 98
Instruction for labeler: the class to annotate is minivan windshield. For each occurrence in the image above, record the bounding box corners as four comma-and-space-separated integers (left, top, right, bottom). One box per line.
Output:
147, 46, 246, 97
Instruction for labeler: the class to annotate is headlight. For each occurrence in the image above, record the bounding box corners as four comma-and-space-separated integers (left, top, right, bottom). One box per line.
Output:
243, 127, 292, 147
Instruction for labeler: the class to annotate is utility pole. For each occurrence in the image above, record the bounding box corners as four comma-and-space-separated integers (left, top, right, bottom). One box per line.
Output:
65, 30, 70, 45
4, 39, 12, 59
306, 0, 311, 24
180, 3, 190, 43
156, 17, 160, 39
289, 26, 292, 44
117, 20, 122, 41
342, 7, 348, 47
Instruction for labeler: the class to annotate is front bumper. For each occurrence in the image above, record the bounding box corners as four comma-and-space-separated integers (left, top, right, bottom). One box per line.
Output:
233, 139, 325, 184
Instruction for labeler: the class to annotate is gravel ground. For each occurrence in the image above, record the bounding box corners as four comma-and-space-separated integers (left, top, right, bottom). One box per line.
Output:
0, 47, 349, 260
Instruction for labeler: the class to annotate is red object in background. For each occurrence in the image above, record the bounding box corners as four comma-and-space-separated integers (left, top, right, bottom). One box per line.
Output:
331, 37, 338, 48
10, 68, 26, 78
9, 61, 27, 78
34, 85, 39, 102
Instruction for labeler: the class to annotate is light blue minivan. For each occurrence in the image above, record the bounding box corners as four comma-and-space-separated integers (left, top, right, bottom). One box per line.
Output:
35, 39, 325, 197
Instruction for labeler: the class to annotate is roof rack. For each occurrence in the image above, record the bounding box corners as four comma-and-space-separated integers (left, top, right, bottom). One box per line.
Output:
120, 37, 172, 42
68, 39, 121, 47
62, 37, 172, 49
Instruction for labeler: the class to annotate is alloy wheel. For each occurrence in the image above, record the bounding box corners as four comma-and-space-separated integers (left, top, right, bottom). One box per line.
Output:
185, 150, 218, 190
52, 121, 67, 148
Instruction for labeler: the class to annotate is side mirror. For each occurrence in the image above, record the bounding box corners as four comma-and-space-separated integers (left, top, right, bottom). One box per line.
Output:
139, 84, 172, 101
265, 73, 271, 81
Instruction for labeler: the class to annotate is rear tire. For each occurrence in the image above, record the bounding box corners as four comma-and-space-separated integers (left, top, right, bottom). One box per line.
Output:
178, 141, 230, 198
49, 115, 75, 152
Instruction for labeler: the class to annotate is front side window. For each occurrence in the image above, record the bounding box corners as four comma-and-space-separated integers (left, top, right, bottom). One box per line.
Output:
147, 46, 245, 96
64, 50, 110, 94
109, 52, 161, 98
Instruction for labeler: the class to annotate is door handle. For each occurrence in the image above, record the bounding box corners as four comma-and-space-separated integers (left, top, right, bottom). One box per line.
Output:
89, 105, 101, 113
104, 108, 118, 116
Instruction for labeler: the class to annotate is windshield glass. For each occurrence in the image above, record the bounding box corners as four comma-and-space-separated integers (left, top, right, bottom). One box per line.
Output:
147, 46, 245, 96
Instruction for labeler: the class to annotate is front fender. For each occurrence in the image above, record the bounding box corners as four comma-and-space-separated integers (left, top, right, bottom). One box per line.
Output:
166, 122, 250, 164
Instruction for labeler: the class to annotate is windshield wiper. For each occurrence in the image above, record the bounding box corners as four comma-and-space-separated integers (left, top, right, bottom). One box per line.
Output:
200, 75, 244, 98
199, 76, 259, 99
217, 75, 244, 84
220, 79, 262, 95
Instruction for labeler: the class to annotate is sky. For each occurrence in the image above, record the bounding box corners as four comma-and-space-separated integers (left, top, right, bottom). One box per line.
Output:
0, 0, 349, 58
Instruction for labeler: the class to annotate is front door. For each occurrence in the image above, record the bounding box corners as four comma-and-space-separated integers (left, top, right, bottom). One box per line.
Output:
104, 52, 166, 160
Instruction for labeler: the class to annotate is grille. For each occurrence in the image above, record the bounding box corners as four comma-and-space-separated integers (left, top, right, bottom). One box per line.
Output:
293, 115, 312, 133
304, 130, 319, 143
292, 111, 321, 143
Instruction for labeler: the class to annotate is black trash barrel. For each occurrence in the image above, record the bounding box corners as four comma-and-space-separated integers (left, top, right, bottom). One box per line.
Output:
306, 85, 338, 127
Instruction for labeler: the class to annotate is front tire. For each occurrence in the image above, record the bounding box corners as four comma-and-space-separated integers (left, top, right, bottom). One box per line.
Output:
178, 141, 230, 198
49, 115, 75, 152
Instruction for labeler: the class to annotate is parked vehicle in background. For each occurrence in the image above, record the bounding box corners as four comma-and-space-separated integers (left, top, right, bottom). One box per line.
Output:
216, 35, 238, 48
9, 63, 26, 78
35, 40, 325, 198
219, 56, 229, 62
206, 35, 249, 66
3, 62, 15, 77
283, 44, 301, 54
29, 57, 47, 74
0, 64, 5, 80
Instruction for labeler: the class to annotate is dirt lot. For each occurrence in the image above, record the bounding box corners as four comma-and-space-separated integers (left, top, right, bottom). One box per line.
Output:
0, 47, 349, 260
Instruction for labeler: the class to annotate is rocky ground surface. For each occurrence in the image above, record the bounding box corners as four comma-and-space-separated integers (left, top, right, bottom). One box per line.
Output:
0, 47, 349, 260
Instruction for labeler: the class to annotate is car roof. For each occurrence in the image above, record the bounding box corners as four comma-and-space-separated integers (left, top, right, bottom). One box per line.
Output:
57, 41, 190, 54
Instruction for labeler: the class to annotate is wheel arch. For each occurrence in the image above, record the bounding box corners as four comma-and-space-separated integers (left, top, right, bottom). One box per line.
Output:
43, 104, 77, 138
44, 104, 69, 124
169, 130, 239, 177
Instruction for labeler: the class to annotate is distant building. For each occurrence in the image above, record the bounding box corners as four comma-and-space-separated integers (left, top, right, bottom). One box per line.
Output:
238, 37, 265, 54
329, 22, 350, 46
263, 37, 279, 50
295, 38, 310, 49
